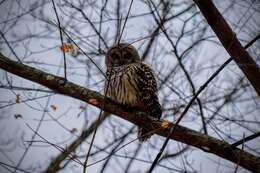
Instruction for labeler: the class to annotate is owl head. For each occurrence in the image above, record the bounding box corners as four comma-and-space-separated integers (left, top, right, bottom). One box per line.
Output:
105, 43, 141, 67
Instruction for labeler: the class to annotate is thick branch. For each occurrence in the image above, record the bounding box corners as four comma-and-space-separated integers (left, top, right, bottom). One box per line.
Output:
0, 53, 259, 172
193, 0, 260, 96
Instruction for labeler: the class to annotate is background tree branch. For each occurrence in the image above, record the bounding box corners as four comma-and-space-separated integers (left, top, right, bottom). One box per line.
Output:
0, 53, 259, 172
193, 0, 260, 96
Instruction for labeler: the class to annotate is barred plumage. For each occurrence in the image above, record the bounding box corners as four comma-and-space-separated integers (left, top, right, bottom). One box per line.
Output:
105, 43, 162, 142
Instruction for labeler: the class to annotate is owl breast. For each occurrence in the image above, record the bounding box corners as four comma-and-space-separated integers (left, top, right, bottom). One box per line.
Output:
105, 64, 141, 107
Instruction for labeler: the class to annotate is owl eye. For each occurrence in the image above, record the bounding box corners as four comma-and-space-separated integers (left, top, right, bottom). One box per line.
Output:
111, 53, 120, 59
124, 51, 132, 59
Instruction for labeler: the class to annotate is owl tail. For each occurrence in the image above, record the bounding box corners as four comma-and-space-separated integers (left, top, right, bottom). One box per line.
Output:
137, 127, 153, 142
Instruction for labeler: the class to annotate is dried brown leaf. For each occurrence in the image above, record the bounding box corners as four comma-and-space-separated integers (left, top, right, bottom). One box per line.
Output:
50, 104, 57, 111
16, 94, 21, 103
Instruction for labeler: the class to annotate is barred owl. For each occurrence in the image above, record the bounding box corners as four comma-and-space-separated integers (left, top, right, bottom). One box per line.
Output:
105, 43, 162, 142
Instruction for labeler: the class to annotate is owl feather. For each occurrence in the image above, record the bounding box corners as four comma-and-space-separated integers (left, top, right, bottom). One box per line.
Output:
105, 43, 162, 142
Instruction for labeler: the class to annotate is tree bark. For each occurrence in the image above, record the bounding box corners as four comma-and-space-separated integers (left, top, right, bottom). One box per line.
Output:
0, 53, 259, 172
193, 0, 260, 97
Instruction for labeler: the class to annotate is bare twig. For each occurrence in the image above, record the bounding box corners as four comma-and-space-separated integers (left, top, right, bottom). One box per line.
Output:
0, 51, 259, 172
43, 113, 108, 172
51, 0, 67, 79
193, 0, 260, 96
118, 0, 134, 43
148, 33, 260, 172
0, 31, 21, 62
232, 131, 260, 147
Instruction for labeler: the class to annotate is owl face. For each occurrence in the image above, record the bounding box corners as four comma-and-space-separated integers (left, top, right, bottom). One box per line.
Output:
105, 43, 141, 67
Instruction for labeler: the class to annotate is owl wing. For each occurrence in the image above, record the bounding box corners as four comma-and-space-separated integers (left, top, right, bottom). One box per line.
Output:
136, 63, 162, 119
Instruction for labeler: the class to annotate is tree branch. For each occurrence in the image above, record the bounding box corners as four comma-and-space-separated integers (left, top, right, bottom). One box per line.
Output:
193, 0, 260, 97
0, 53, 259, 172
44, 113, 109, 173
